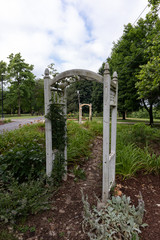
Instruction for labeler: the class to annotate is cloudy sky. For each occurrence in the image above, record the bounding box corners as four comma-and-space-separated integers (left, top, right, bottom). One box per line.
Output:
0, 0, 150, 78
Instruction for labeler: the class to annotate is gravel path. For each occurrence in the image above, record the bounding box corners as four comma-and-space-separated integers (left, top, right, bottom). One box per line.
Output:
0, 117, 44, 133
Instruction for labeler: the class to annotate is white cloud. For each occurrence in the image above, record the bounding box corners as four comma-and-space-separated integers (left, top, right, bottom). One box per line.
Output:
0, 0, 149, 77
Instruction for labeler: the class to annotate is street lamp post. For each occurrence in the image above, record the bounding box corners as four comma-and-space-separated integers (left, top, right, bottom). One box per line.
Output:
1, 73, 4, 119
77, 90, 80, 105
77, 90, 80, 122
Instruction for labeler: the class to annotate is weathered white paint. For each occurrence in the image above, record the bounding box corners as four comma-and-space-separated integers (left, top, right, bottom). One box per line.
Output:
110, 72, 118, 189
50, 69, 103, 85
63, 87, 67, 180
44, 64, 118, 202
102, 63, 111, 202
44, 68, 53, 177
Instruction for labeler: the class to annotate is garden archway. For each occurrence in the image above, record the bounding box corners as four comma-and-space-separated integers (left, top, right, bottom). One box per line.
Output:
79, 103, 92, 124
44, 63, 118, 202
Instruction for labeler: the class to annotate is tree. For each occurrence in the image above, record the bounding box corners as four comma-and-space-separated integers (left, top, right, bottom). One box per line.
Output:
91, 63, 104, 114
7, 53, 36, 115
33, 78, 44, 115
67, 80, 93, 114
105, 7, 160, 119
0, 61, 7, 117
136, 4, 160, 125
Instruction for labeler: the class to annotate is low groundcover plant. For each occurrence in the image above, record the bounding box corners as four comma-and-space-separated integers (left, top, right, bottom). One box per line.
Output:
82, 191, 147, 240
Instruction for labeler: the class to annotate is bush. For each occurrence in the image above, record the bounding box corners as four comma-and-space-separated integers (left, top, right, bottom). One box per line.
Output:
140, 147, 160, 175
132, 123, 154, 143
0, 142, 45, 183
0, 122, 45, 154
0, 178, 50, 224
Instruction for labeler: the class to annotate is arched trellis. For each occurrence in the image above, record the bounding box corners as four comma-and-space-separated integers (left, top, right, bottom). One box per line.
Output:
79, 103, 92, 124
44, 63, 118, 202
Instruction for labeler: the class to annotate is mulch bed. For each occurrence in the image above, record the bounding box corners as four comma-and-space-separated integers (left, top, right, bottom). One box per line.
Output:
0, 121, 5, 125
3, 136, 160, 240
117, 173, 160, 240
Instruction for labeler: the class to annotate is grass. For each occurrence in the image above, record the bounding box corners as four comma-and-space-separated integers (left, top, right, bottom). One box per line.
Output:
91, 116, 160, 124
3, 114, 43, 119
67, 121, 93, 164
0, 230, 18, 240
82, 120, 160, 178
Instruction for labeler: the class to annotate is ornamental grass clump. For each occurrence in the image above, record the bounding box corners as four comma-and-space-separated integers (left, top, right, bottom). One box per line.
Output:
82, 192, 147, 240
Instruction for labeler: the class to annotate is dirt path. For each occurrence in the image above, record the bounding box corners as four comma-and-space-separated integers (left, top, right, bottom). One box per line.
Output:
21, 136, 103, 240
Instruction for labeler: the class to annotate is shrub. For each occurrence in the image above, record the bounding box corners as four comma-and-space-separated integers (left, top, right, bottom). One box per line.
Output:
0, 142, 45, 183
51, 151, 66, 186
0, 178, 50, 224
132, 123, 153, 143
0, 122, 45, 154
140, 147, 160, 175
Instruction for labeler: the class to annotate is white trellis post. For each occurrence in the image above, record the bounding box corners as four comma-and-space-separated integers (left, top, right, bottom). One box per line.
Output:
89, 104, 92, 121
63, 87, 67, 180
102, 63, 111, 202
44, 68, 53, 176
110, 72, 118, 188
79, 104, 82, 124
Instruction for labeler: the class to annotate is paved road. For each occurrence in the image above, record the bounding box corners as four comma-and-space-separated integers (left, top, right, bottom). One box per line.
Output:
0, 117, 44, 133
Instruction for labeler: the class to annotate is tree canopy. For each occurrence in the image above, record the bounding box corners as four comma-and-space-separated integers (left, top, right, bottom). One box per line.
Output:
135, 2, 160, 124
7, 53, 36, 115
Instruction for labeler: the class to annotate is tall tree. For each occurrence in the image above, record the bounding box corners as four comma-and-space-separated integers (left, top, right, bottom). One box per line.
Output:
33, 78, 44, 115
105, 10, 159, 119
91, 63, 104, 114
0, 61, 7, 116
7, 53, 35, 115
136, 2, 160, 125
67, 80, 93, 113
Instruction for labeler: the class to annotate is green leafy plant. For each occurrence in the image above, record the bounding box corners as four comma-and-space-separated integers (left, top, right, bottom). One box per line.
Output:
2, 119, 12, 124
0, 122, 45, 154
0, 230, 18, 240
72, 165, 86, 181
0, 142, 45, 183
51, 151, 66, 186
132, 123, 154, 143
116, 143, 143, 178
15, 225, 36, 233
67, 121, 92, 164
45, 102, 66, 151
140, 147, 160, 175
0, 177, 51, 224
82, 192, 147, 240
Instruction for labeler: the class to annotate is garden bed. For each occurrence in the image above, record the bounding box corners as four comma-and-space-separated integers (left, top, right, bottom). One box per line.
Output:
4, 135, 160, 240
0, 122, 160, 240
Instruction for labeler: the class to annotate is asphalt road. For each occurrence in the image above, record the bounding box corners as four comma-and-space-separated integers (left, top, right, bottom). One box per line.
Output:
0, 116, 44, 133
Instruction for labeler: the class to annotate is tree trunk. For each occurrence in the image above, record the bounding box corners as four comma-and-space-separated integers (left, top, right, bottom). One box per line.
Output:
18, 92, 21, 116
122, 111, 126, 120
17, 80, 21, 116
142, 99, 153, 126
149, 104, 153, 126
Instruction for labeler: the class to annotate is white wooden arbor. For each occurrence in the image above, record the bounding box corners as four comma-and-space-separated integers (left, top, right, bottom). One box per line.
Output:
44, 63, 118, 202
79, 103, 92, 124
